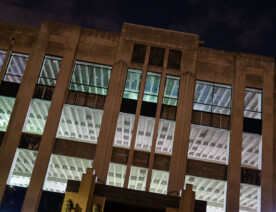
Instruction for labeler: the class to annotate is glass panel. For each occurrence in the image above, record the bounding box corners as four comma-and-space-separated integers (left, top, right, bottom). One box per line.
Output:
123, 69, 142, 100
135, 116, 155, 151
186, 175, 226, 212
69, 61, 112, 95
244, 88, 262, 119
56, 104, 104, 144
37, 56, 62, 86
162, 75, 180, 106
241, 133, 262, 169
193, 81, 232, 115
43, 154, 93, 193
188, 125, 230, 164
155, 119, 176, 155
4, 53, 29, 83
143, 72, 161, 103
106, 163, 126, 188
113, 112, 135, 148
0, 50, 7, 70
23, 99, 51, 135
0, 96, 15, 131
240, 184, 260, 212
149, 170, 169, 194
7, 148, 37, 188
128, 166, 148, 191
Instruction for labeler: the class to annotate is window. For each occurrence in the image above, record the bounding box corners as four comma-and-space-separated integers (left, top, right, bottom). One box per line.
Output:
148, 47, 165, 67
244, 88, 262, 119
149, 170, 169, 194
163, 75, 180, 106
123, 69, 142, 100
0, 50, 7, 70
167, 50, 182, 69
37, 55, 62, 87
69, 61, 112, 95
193, 81, 232, 115
128, 166, 148, 191
3, 52, 29, 83
131, 44, 147, 64
106, 163, 126, 188
143, 72, 161, 103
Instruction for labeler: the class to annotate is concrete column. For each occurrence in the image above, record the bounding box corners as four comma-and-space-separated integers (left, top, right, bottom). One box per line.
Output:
123, 45, 150, 188
167, 72, 195, 195
21, 26, 81, 211
261, 61, 274, 212
167, 47, 198, 195
225, 55, 245, 212
0, 22, 50, 205
93, 61, 128, 183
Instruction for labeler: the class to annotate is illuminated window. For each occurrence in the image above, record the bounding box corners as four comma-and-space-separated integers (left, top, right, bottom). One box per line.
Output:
106, 163, 126, 188
0, 50, 7, 70
128, 166, 148, 191
123, 69, 142, 100
37, 55, 62, 87
3, 52, 29, 83
149, 170, 169, 194
69, 61, 112, 95
162, 75, 180, 106
244, 88, 262, 119
143, 72, 161, 103
0, 96, 15, 131
193, 81, 232, 115
56, 104, 103, 144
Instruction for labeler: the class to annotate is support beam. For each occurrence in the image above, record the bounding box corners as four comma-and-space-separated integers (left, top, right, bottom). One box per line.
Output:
21, 25, 81, 211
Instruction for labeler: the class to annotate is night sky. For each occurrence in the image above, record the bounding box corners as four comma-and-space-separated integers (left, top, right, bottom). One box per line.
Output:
0, 0, 275, 59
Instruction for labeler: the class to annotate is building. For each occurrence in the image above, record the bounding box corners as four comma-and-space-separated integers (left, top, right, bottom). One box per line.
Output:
0, 20, 274, 212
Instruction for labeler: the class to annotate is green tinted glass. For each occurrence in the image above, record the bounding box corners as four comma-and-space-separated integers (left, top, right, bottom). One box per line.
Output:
162, 75, 180, 106
69, 61, 112, 95
123, 69, 142, 100
143, 72, 161, 103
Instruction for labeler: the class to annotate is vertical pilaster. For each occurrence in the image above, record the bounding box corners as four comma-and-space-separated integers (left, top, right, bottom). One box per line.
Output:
93, 60, 128, 183
225, 55, 245, 212
261, 61, 274, 212
21, 26, 81, 212
123, 45, 150, 188
167, 47, 198, 195
0, 22, 50, 205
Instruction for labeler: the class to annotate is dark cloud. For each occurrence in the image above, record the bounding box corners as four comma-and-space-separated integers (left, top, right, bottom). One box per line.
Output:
0, 0, 275, 58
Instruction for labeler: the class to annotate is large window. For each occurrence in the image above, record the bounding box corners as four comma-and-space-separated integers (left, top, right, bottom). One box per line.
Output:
3, 52, 29, 83
149, 170, 169, 194
128, 166, 148, 191
143, 72, 161, 103
37, 55, 62, 87
193, 81, 232, 115
0, 96, 15, 131
244, 88, 262, 119
69, 61, 112, 95
106, 163, 126, 188
123, 69, 142, 100
56, 104, 104, 144
162, 75, 180, 106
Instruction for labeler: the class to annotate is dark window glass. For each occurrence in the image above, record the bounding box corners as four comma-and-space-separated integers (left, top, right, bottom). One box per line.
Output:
167, 50, 182, 69
148, 47, 165, 67
131, 44, 147, 64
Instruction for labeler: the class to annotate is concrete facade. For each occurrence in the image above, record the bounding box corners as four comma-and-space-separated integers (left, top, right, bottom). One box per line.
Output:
0, 21, 274, 212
